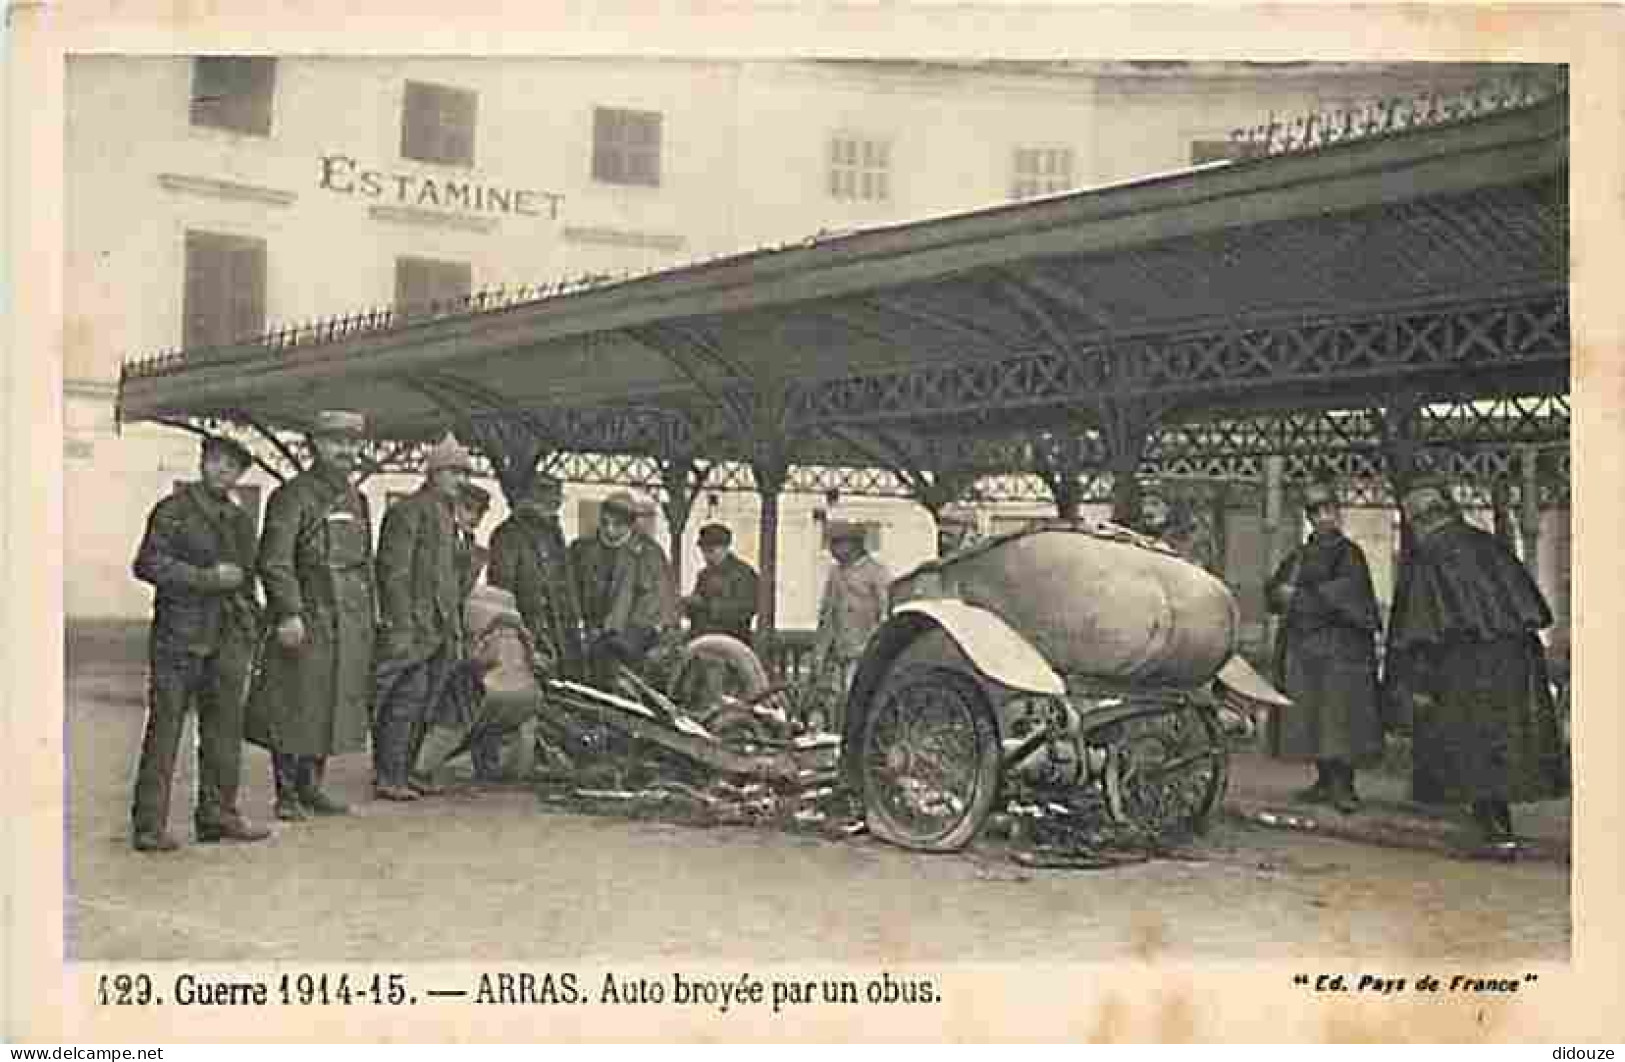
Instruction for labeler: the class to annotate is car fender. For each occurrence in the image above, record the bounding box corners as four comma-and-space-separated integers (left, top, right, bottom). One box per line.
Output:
848, 599, 1064, 714
840, 600, 1065, 785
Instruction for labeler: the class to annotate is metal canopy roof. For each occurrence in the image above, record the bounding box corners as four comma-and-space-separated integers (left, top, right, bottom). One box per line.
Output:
117, 82, 1568, 524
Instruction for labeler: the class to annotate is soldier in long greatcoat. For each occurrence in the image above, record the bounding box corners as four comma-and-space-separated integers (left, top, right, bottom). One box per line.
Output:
1384, 475, 1569, 853
250, 410, 376, 821
1264, 479, 1383, 812
129, 435, 270, 850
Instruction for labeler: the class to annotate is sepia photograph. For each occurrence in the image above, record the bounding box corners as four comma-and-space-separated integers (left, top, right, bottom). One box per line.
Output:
12, 3, 1622, 1043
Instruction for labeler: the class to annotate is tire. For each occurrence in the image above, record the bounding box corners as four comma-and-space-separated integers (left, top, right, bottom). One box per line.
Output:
1100, 699, 1229, 843
859, 665, 1002, 853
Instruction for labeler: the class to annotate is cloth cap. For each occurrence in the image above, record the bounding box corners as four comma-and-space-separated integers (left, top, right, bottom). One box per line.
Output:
698, 523, 733, 547
200, 434, 253, 470
425, 434, 474, 473
601, 490, 639, 519
827, 519, 865, 543
311, 410, 366, 437
459, 481, 492, 510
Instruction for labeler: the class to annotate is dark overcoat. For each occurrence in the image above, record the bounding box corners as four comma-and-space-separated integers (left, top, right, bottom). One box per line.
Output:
248, 464, 375, 756
133, 482, 261, 658
1384, 519, 1569, 805
488, 511, 584, 674
374, 485, 465, 665
685, 554, 760, 643
1264, 529, 1384, 766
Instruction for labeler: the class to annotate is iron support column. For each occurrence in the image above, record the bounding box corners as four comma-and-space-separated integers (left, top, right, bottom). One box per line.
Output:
751, 454, 789, 640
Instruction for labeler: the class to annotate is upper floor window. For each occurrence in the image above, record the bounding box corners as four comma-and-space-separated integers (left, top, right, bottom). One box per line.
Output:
190, 57, 276, 137
592, 107, 663, 187
183, 230, 267, 351
395, 256, 473, 314
828, 135, 891, 202
1010, 146, 1074, 200
401, 81, 478, 167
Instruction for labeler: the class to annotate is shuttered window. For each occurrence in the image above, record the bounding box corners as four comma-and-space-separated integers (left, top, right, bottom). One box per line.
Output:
190, 57, 277, 137
828, 135, 890, 202
401, 81, 478, 167
183, 231, 267, 351
394, 256, 473, 315
591, 107, 663, 187
1010, 146, 1074, 200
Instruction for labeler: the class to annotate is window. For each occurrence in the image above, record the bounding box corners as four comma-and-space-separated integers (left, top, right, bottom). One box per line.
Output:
190, 57, 276, 137
819, 519, 883, 555
1190, 139, 1266, 165
183, 231, 267, 351
1010, 146, 1074, 200
394, 256, 472, 314
592, 107, 663, 187
401, 81, 478, 167
828, 135, 890, 202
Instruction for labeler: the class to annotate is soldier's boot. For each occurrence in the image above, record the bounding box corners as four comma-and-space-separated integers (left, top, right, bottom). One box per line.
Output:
196, 784, 272, 843
298, 757, 350, 816
272, 753, 309, 821
1329, 761, 1361, 815
410, 726, 464, 794
132, 832, 181, 852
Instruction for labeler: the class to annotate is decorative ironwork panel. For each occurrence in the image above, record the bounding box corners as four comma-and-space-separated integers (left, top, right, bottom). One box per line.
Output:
1231, 67, 1565, 157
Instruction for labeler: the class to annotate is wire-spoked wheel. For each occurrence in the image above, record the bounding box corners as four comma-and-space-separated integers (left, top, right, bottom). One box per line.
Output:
1097, 700, 1229, 844
860, 666, 1001, 852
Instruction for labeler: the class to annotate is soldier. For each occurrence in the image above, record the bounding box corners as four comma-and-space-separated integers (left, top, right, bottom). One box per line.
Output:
129, 435, 270, 851
570, 491, 679, 683
1264, 479, 1383, 813
252, 410, 376, 821
488, 473, 583, 679
812, 520, 891, 733
371, 435, 472, 801
1384, 474, 1569, 853
682, 523, 759, 644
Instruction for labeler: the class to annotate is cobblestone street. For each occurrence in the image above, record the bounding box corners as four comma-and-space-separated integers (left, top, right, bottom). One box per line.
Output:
66, 625, 1571, 963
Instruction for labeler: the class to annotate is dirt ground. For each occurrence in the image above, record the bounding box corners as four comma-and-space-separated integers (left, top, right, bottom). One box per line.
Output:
64, 624, 1571, 963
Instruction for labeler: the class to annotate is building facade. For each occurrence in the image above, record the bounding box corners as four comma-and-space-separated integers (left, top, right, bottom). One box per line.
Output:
66, 57, 1542, 632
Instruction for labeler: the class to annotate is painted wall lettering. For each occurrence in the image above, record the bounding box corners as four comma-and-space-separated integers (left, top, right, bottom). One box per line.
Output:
315, 154, 563, 219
